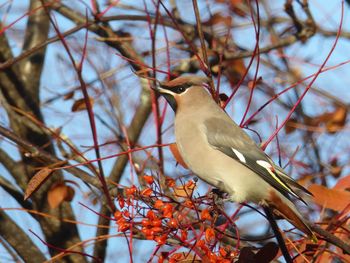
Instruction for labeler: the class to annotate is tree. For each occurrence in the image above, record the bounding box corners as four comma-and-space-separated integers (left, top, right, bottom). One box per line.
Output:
0, 0, 349, 262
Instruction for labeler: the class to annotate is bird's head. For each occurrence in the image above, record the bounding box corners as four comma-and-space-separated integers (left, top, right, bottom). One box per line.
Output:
154, 75, 211, 112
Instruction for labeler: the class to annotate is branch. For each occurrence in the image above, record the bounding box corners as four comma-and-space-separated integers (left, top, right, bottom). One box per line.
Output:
0, 125, 102, 189
263, 207, 293, 263
45, 3, 154, 261
0, 175, 33, 210
19, 0, 50, 100
310, 223, 350, 255
94, 81, 152, 260
0, 210, 46, 262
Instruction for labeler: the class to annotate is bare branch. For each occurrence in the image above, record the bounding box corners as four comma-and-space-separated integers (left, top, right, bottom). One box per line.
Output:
20, 0, 50, 100
0, 210, 46, 262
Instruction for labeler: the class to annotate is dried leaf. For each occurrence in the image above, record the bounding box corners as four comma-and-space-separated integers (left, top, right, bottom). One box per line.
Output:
330, 163, 342, 178
334, 175, 350, 191
224, 59, 246, 85
63, 91, 74, 100
169, 143, 188, 169
285, 118, 298, 134
47, 182, 75, 209
247, 77, 262, 90
71, 97, 94, 112
229, 0, 247, 17
171, 252, 201, 263
24, 168, 54, 200
309, 184, 350, 212
203, 13, 232, 26
237, 247, 256, 263
254, 242, 279, 263
215, 0, 247, 17
311, 106, 347, 134
173, 181, 196, 198
65, 185, 75, 201
326, 106, 347, 133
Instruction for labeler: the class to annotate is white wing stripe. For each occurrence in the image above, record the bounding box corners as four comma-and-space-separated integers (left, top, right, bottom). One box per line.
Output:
231, 148, 246, 163
256, 160, 272, 169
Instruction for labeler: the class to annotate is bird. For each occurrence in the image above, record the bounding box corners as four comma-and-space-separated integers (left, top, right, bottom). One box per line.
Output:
154, 74, 317, 241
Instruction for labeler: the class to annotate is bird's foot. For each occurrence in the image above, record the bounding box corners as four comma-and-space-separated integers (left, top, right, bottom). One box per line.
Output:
209, 188, 230, 206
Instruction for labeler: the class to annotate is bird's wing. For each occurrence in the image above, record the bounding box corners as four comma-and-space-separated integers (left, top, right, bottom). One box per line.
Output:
204, 117, 309, 203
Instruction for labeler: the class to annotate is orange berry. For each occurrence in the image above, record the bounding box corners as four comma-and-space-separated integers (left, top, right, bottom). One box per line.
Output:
152, 219, 162, 227
140, 187, 153, 197
118, 222, 129, 232
154, 199, 164, 209
201, 209, 212, 221
154, 235, 167, 245
118, 196, 125, 208
114, 211, 122, 220
125, 185, 137, 196
141, 219, 150, 227
163, 204, 173, 213
151, 226, 163, 233
184, 200, 194, 208
205, 227, 215, 243
180, 230, 188, 241
167, 218, 178, 228
219, 247, 228, 257
147, 210, 156, 220
197, 239, 205, 248
143, 175, 154, 185
141, 227, 153, 236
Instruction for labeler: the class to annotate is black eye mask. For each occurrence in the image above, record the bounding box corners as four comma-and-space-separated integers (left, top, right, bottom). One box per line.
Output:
160, 82, 192, 94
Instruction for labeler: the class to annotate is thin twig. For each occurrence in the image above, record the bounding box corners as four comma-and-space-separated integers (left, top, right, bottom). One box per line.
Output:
263, 206, 293, 263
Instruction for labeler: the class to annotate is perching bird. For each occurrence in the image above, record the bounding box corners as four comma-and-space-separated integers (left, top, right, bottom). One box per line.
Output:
154, 75, 316, 241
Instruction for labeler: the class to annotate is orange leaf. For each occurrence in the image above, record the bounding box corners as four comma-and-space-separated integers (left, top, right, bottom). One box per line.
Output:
334, 175, 350, 191
64, 185, 75, 201
174, 181, 196, 198
311, 106, 347, 134
203, 13, 232, 26
63, 91, 74, 100
140, 187, 153, 197
165, 176, 176, 188
229, 0, 247, 17
169, 143, 188, 169
24, 167, 53, 200
326, 106, 347, 133
309, 184, 350, 212
71, 97, 94, 112
47, 182, 75, 209
142, 175, 154, 185
285, 118, 298, 134
224, 59, 246, 85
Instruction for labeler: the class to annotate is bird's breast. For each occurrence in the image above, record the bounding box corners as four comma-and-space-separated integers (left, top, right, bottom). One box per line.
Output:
174, 114, 270, 203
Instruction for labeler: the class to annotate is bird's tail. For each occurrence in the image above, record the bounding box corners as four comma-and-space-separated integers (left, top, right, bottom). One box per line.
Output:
267, 190, 318, 243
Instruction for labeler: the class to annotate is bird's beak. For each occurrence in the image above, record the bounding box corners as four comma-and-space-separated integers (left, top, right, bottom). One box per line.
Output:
153, 84, 178, 112
153, 85, 174, 95
153, 81, 177, 95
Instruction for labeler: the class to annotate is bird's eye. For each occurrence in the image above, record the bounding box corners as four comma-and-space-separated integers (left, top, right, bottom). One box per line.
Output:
177, 86, 185, 93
